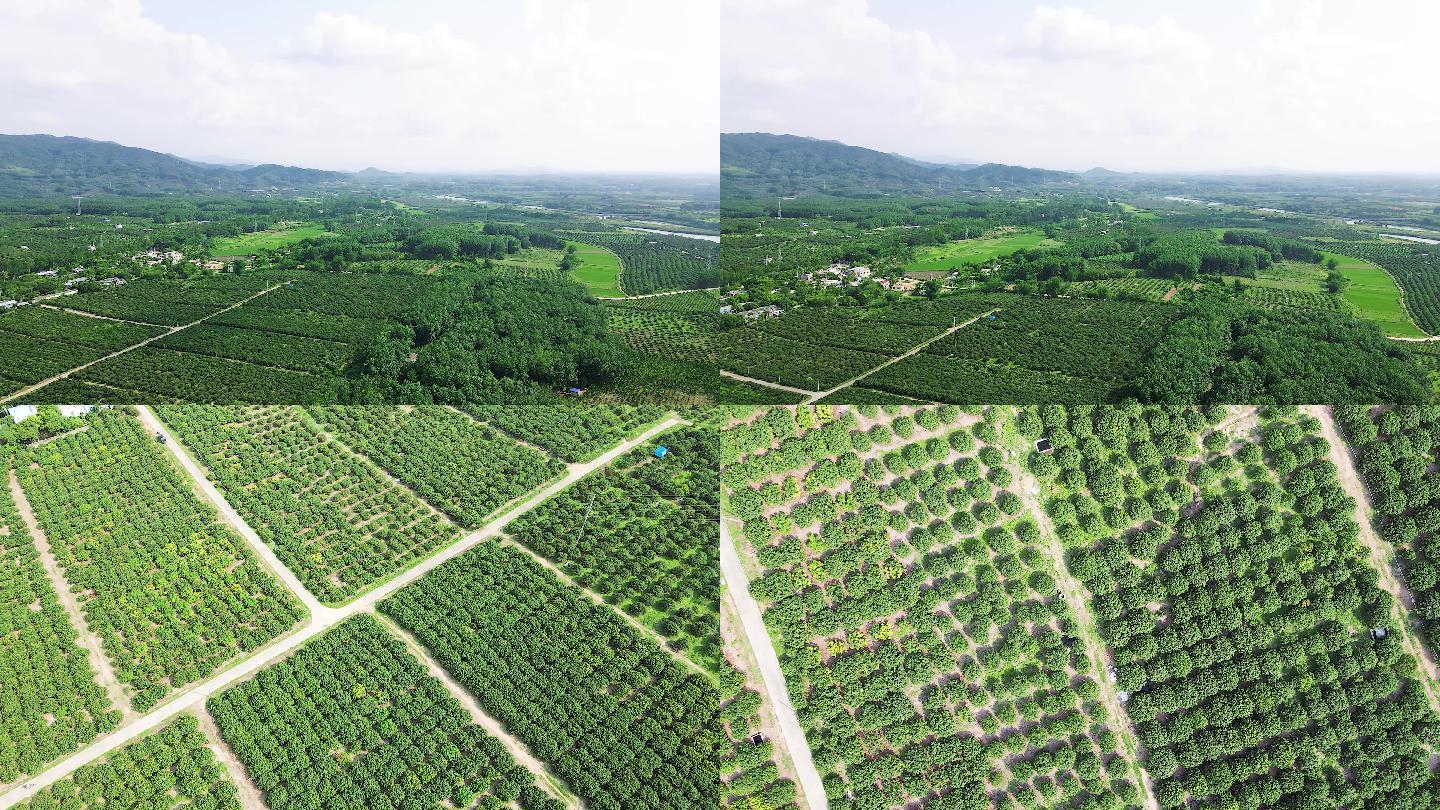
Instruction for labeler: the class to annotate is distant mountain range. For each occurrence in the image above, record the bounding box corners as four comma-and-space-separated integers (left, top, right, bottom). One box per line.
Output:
721, 132, 1078, 196
0, 134, 352, 196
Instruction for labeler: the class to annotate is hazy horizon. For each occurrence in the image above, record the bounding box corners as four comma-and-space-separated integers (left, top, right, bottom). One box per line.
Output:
723, 0, 1440, 175
722, 131, 1440, 179
1, 0, 718, 175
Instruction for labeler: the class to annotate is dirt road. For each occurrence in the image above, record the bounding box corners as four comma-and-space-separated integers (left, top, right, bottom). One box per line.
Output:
8, 469, 134, 721
0, 284, 285, 406
1008, 425, 1159, 810
720, 516, 829, 810
1306, 405, 1440, 712
136, 405, 332, 620
0, 418, 681, 809
803, 308, 999, 404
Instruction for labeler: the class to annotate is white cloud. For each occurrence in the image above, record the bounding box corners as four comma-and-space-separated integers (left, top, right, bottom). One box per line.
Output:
0, 0, 718, 173
723, 0, 1440, 173
1017, 6, 1207, 65
286, 12, 481, 69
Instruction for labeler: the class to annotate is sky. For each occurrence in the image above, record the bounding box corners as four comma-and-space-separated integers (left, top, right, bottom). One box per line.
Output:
0, 0, 718, 174
723, 0, 1440, 174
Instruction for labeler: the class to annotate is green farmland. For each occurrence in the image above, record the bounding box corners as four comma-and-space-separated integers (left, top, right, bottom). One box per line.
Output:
1323, 250, 1427, 338
213, 224, 332, 254
902, 228, 1058, 274
567, 241, 625, 296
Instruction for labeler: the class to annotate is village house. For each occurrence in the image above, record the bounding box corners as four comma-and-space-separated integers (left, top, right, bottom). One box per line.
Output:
743, 304, 784, 321
99, 277, 126, 288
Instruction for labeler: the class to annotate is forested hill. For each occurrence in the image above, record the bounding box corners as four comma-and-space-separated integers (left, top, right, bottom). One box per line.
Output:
721, 132, 1077, 196
0, 134, 348, 196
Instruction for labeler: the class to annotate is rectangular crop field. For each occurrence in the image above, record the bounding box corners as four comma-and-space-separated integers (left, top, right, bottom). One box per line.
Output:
306, 405, 565, 529
1043, 405, 1440, 807
16, 715, 238, 810
74, 347, 330, 403
206, 305, 387, 345
462, 404, 668, 463
17, 409, 303, 711
719, 330, 888, 392
505, 424, 720, 670
0, 331, 107, 386
380, 541, 720, 810
154, 324, 354, 374
208, 615, 563, 810
0, 469, 118, 783
903, 228, 1058, 274
723, 406, 1149, 807
755, 308, 945, 355
567, 241, 625, 297
213, 224, 330, 254
154, 406, 459, 604
0, 306, 165, 351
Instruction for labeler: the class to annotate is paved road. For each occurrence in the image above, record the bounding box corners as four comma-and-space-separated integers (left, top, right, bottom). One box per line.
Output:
0, 417, 681, 809
0, 284, 285, 406
803, 308, 999, 404
720, 517, 828, 810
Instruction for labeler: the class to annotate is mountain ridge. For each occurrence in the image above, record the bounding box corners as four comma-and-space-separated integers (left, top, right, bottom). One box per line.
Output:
721, 132, 1076, 196
0, 133, 350, 196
